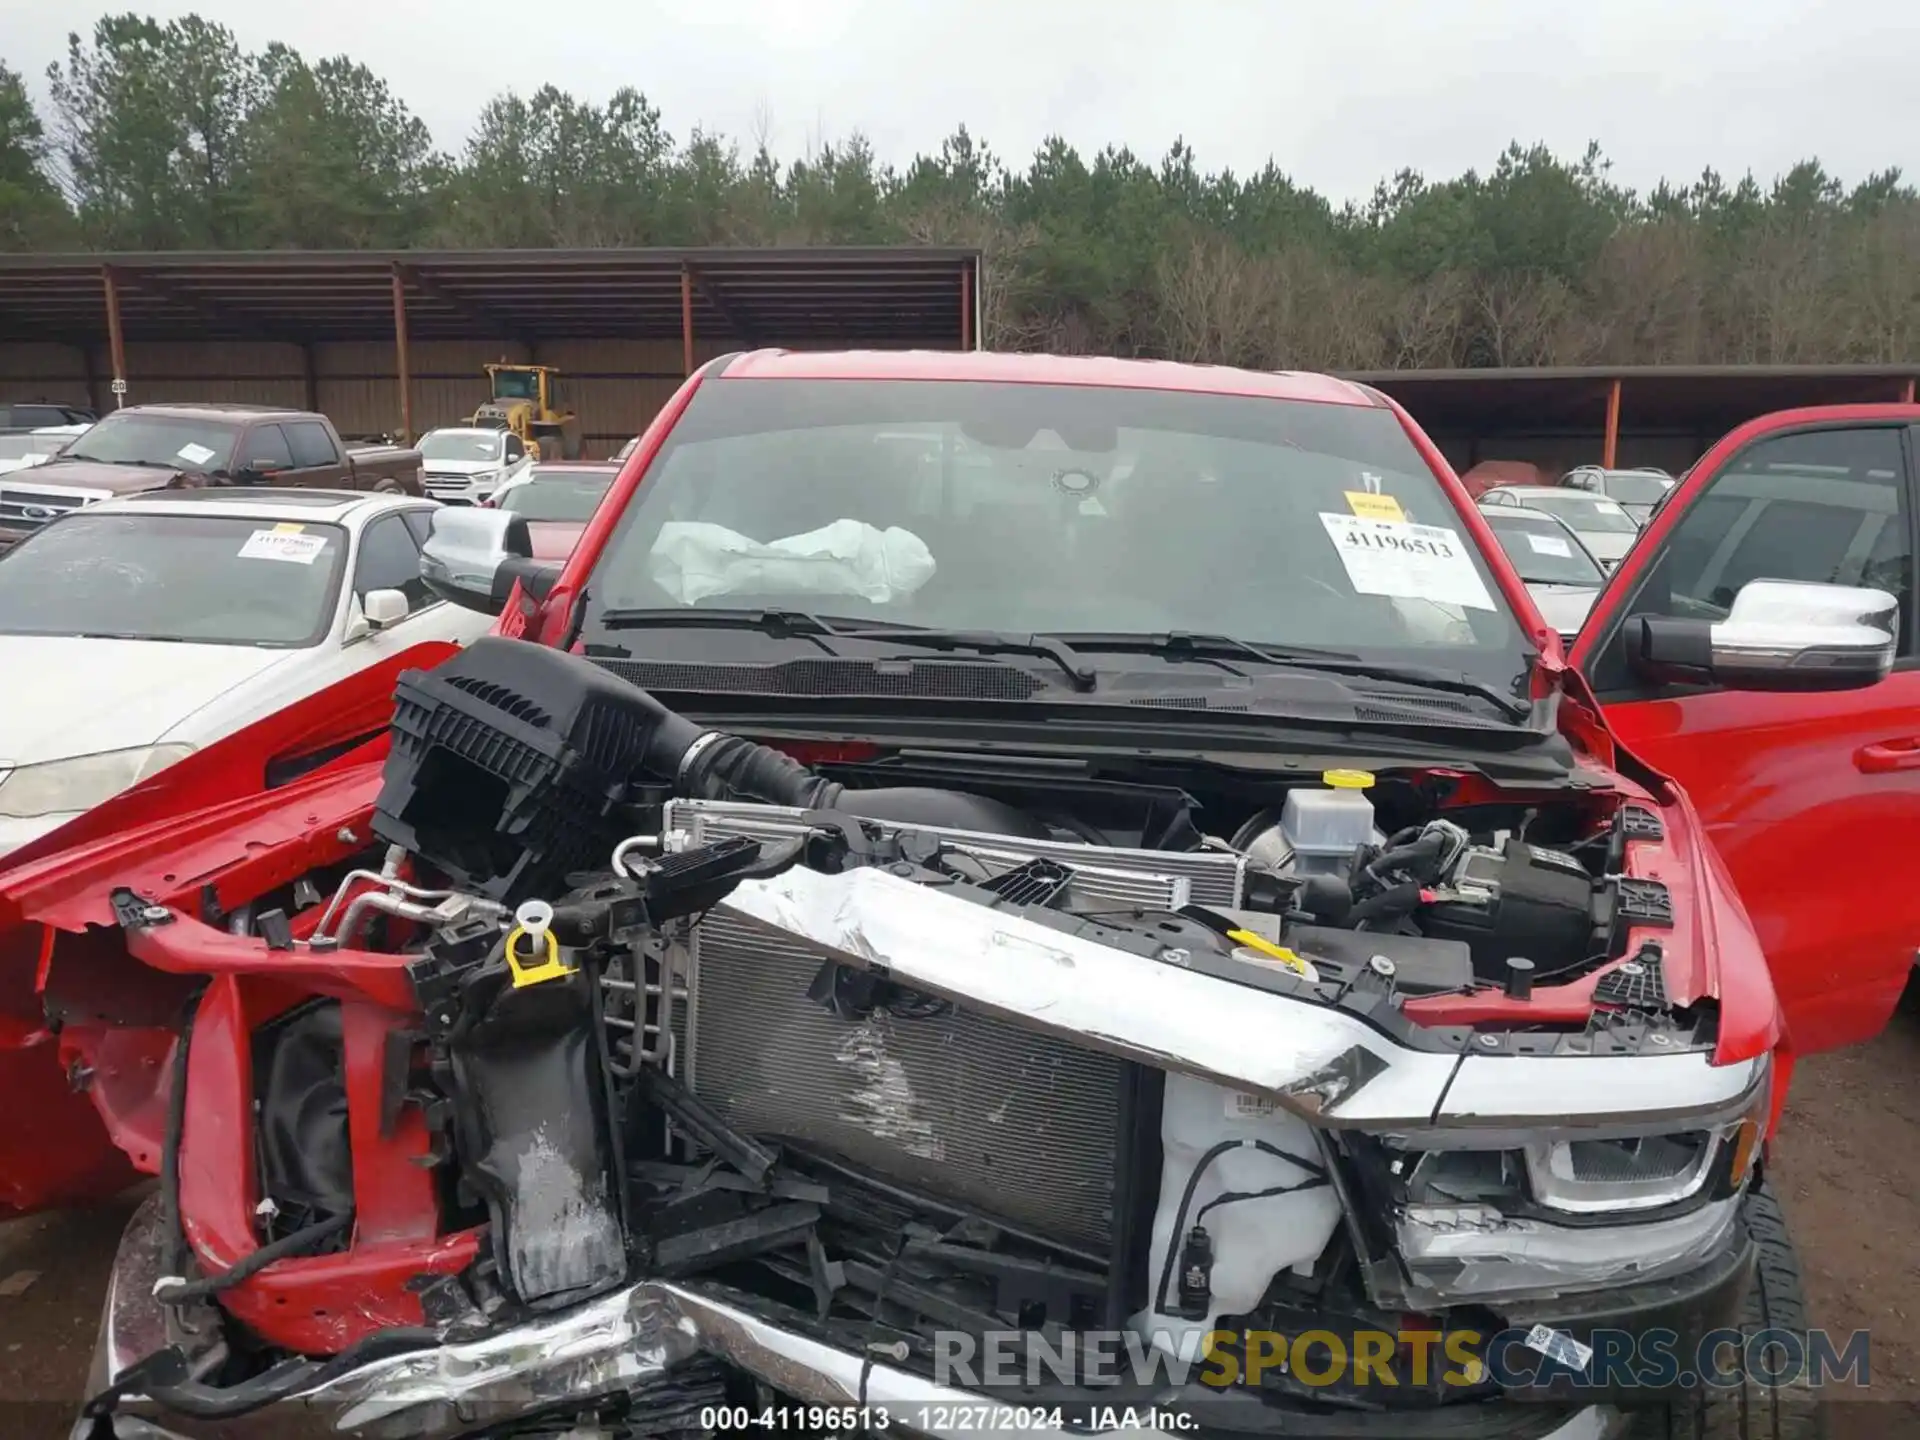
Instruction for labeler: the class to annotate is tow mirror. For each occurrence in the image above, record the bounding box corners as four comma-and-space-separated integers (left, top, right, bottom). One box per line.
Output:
419, 505, 560, 616
1631, 579, 1898, 692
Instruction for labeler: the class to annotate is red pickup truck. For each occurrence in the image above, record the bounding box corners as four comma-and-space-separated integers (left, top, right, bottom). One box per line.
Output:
3, 352, 1914, 1440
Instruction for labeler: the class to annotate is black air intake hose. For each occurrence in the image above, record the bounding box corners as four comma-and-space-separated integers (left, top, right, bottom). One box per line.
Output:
668, 729, 1049, 838
377, 637, 1052, 906
671, 730, 845, 809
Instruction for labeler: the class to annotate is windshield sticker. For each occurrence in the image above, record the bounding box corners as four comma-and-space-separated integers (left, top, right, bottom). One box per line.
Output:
237, 528, 327, 565
1525, 531, 1574, 558
1345, 491, 1406, 522
1593, 500, 1628, 517
1319, 513, 1496, 611
175, 442, 217, 466
270, 522, 306, 535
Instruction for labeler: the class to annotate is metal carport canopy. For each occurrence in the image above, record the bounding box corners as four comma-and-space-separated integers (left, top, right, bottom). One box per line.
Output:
0, 247, 983, 349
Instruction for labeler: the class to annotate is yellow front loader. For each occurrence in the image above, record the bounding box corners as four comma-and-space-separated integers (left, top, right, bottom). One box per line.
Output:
466, 364, 583, 460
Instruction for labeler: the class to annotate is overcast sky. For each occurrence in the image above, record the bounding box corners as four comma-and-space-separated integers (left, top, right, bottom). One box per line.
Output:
12, 0, 1916, 200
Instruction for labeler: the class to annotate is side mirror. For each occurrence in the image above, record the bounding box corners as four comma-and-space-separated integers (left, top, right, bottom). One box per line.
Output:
419, 505, 560, 615
362, 588, 409, 629
1631, 579, 1898, 693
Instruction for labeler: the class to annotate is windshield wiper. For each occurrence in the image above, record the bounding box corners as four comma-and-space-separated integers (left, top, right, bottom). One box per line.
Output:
593, 607, 852, 654
832, 627, 1098, 692
591, 608, 1097, 691
1055, 631, 1530, 719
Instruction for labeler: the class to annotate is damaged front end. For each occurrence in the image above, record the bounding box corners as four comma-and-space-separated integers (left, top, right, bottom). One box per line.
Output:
42, 639, 1773, 1439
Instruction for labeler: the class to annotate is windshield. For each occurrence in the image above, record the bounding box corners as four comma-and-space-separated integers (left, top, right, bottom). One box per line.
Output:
499, 468, 614, 522
1483, 512, 1605, 585
421, 431, 505, 463
62, 413, 237, 473
583, 380, 1532, 690
1601, 473, 1673, 504
0, 513, 346, 646
491, 370, 539, 401
1520, 493, 1640, 534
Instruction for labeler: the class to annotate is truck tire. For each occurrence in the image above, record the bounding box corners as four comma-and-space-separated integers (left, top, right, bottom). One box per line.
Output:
1628, 1180, 1824, 1440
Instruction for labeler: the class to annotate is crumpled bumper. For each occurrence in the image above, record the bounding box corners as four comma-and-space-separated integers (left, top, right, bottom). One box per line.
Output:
81, 1196, 1628, 1440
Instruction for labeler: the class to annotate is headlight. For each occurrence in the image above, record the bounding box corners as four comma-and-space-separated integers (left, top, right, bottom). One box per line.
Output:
1363, 1056, 1773, 1304
1396, 1195, 1743, 1303
471, 469, 502, 490
0, 744, 196, 818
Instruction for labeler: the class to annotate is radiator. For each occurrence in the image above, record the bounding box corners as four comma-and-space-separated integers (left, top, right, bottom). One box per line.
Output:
637, 800, 1239, 1254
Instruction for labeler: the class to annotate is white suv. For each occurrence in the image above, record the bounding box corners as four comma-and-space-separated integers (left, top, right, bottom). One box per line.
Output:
418, 426, 533, 504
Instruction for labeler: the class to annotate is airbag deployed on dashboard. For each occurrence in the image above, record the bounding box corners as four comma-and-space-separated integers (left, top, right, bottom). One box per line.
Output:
648, 518, 935, 605
250, 1001, 354, 1243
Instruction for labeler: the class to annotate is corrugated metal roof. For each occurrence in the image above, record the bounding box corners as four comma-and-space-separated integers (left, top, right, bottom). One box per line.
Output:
0, 248, 981, 346
1348, 364, 1917, 430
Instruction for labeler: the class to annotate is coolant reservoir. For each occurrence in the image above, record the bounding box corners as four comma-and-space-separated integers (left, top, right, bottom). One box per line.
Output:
1274, 768, 1378, 876
1131, 1073, 1343, 1359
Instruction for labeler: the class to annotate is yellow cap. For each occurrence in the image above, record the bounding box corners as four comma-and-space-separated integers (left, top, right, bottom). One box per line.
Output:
1322, 768, 1375, 790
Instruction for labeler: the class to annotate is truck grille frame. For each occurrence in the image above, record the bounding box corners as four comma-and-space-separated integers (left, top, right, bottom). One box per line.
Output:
602, 800, 1240, 1255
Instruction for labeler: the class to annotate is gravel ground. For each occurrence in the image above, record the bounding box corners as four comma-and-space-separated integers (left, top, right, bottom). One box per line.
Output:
5, 1004, 1919, 1438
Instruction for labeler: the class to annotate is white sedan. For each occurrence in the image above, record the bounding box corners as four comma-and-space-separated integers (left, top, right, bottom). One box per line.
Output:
0, 489, 490, 857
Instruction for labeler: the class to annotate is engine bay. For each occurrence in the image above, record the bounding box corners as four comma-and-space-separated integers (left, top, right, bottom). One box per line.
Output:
79, 637, 1754, 1430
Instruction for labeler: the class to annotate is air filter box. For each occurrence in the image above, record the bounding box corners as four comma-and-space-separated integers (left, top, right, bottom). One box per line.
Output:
1418, 837, 1597, 980
373, 638, 682, 903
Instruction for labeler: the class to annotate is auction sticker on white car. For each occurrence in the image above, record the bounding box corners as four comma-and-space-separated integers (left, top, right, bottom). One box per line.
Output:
238, 528, 328, 564
1319, 513, 1494, 610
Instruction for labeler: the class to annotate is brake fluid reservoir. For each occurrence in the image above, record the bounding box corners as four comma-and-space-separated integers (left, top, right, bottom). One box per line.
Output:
1131, 1073, 1342, 1359
1276, 768, 1378, 876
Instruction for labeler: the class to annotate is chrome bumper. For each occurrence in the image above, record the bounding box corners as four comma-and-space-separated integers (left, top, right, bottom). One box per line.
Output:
83, 1197, 1626, 1440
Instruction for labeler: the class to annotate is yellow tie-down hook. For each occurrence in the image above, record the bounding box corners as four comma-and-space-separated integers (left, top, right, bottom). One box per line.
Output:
503, 899, 576, 989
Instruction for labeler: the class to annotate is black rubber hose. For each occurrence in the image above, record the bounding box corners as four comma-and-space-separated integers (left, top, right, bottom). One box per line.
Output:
675, 731, 844, 809
1348, 880, 1427, 928
86, 1325, 440, 1421
155, 1210, 355, 1306
159, 990, 203, 1284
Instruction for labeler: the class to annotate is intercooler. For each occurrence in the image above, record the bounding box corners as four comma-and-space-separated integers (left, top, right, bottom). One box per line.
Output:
642, 800, 1249, 1255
